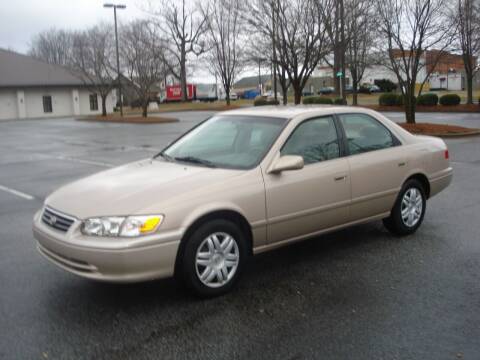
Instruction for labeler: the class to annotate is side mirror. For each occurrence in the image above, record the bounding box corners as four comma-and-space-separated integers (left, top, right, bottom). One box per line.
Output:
268, 155, 304, 174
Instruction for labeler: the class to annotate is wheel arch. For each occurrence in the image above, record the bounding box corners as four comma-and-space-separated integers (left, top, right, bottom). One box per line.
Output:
174, 209, 254, 277
405, 172, 431, 198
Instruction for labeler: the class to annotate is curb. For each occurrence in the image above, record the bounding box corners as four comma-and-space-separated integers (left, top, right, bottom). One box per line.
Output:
420, 130, 480, 138
76, 117, 179, 124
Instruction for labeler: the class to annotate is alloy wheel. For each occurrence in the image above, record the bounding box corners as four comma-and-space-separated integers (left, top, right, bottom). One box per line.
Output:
195, 232, 240, 288
401, 188, 423, 227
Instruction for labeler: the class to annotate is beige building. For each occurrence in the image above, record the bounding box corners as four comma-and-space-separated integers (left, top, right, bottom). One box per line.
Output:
0, 49, 116, 120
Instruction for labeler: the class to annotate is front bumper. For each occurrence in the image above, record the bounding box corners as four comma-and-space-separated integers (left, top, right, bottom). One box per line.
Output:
33, 210, 182, 283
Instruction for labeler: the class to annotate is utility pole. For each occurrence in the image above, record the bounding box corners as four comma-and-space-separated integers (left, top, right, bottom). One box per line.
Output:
258, 58, 262, 94
104, 3, 126, 116
340, 0, 346, 101
272, 0, 278, 101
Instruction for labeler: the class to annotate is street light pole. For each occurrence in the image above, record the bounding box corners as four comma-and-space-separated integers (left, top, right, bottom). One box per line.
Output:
104, 3, 126, 116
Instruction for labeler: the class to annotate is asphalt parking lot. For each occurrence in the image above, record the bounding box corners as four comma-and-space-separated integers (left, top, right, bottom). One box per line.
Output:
1, 111, 480, 359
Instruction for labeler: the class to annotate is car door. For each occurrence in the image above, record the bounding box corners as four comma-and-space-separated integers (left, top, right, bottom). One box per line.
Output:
263, 115, 351, 244
337, 113, 406, 221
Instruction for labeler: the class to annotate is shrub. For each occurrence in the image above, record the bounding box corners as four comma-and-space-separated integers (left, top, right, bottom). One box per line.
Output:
416, 93, 438, 106
379, 93, 399, 106
396, 95, 417, 106
374, 79, 397, 92
130, 97, 159, 108
378, 93, 416, 106
130, 98, 144, 108
253, 98, 268, 106
266, 99, 280, 105
303, 96, 314, 104
334, 98, 347, 105
253, 97, 280, 106
359, 85, 371, 94
395, 95, 404, 106
439, 94, 461, 106
302, 96, 333, 105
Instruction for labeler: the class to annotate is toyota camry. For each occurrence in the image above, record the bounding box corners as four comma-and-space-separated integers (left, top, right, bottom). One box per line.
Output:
33, 107, 452, 297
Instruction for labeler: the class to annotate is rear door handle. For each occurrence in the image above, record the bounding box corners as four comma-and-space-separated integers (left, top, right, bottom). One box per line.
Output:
398, 162, 406, 167
334, 175, 347, 181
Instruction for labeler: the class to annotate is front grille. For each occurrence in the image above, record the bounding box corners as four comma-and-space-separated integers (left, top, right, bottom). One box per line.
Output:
41, 207, 75, 232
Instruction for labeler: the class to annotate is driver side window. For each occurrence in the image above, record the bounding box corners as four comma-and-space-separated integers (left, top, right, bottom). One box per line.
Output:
281, 116, 340, 165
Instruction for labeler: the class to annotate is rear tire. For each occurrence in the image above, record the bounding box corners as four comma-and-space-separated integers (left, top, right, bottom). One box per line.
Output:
383, 179, 426, 236
179, 219, 247, 297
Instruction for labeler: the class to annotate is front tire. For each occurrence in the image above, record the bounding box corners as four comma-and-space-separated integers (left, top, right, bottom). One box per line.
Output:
179, 219, 247, 297
383, 179, 427, 236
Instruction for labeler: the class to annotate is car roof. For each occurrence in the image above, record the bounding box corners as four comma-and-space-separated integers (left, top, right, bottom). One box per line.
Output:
217, 105, 370, 119
218, 105, 416, 147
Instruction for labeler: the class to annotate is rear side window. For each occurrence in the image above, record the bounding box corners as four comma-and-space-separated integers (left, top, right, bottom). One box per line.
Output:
338, 113, 394, 155
281, 116, 340, 164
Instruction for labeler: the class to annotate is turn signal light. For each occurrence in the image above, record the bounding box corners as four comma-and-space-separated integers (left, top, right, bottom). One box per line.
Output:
445, 149, 449, 160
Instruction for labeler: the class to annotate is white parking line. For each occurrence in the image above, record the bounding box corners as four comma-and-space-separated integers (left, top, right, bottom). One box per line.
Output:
0, 184, 35, 200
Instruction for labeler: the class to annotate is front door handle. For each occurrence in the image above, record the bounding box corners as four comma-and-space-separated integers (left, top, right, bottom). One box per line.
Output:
334, 175, 347, 181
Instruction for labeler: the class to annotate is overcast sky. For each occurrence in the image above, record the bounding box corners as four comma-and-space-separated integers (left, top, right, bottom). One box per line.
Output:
1, 0, 145, 52
0, 0, 259, 83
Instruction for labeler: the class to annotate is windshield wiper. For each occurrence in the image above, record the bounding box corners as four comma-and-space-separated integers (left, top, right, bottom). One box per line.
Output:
174, 156, 217, 168
157, 152, 174, 162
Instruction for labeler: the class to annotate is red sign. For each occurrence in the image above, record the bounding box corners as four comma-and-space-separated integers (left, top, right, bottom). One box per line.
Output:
166, 84, 195, 101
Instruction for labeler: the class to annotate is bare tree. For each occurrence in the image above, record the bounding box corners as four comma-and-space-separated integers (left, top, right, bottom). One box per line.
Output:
246, 0, 290, 104
376, 0, 454, 123
275, 0, 330, 104
28, 28, 73, 66
345, 0, 374, 105
275, 64, 291, 104
202, 0, 244, 106
121, 20, 166, 117
317, 0, 348, 99
153, 0, 207, 102
70, 25, 116, 117
456, 0, 480, 104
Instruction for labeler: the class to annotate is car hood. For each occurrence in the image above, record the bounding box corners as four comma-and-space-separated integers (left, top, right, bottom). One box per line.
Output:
45, 159, 243, 219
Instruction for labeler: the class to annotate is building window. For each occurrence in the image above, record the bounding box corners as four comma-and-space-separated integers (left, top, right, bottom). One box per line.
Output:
43, 96, 52, 113
89, 94, 99, 111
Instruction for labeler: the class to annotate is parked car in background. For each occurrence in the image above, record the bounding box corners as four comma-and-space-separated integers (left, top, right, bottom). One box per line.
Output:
218, 92, 238, 101
33, 107, 452, 297
264, 90, 283, 99
345, 85, 353, 93
318, 86, 334, 95
368, 84, 381, 93
359, 84, 381, 94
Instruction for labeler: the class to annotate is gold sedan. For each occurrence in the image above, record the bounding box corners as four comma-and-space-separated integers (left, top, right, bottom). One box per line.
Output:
33, 107, 452, 297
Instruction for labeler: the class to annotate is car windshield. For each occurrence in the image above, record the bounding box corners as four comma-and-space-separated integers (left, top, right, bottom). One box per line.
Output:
159, 115, 288, 169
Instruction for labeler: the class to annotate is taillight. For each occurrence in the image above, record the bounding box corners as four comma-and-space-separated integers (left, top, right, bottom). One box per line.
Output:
444, 149, 449, 159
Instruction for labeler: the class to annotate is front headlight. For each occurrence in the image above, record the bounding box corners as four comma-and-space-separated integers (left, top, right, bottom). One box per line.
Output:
81, 215, 163, 237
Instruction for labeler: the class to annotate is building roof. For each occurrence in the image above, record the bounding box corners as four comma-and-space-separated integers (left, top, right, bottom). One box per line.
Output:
234, 74, 271, 89
0, 48, 86, 88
